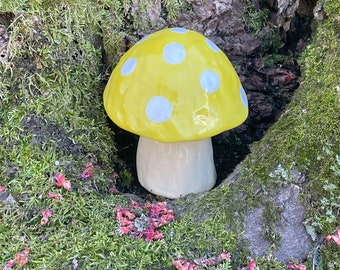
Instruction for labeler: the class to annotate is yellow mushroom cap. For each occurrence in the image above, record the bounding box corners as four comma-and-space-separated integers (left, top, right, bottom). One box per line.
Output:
103, 28, 248, 142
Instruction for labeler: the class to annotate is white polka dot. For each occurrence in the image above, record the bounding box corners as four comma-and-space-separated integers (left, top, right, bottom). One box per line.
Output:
200, 70, 220, 93
163, 43, 186, 64
206, 38, 220, 52
146, 96, 172, 123
171, 27, 189, 34
240, 86, 248, 107
121, 58, 136, 76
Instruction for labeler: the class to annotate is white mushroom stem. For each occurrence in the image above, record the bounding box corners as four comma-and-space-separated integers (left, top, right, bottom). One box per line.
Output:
136, 136, 216, 199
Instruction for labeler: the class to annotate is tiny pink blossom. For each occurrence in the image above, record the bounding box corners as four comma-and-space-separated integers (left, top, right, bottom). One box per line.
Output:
54, 172, 71, 191
172, 259, 198, 270
115, 200, 174, 241
248, 259, 256, 270
287, 263, 307, 270
130, 200, 143, 209
115, 205, 123, 219
120, 218, 132, 226
81, 162, 93, 180
47, 192, 62, 200
41, 209, 53, 217
13, 247, 30, 268
55, 172, 65, 186
120, 224, 134, 235
325, 228, 340, 246
162, 213, 175, 224
41, 209, 53, 225
3, 259, 14, 270
219, 252, 231, 261
172, 252, 231, 270
62, 180, 71, 191
147, 202, 163, 215
142, 228, 156, 242
120, 226, 130, 235
152, 230, 164, 240
121, 209, 135, 220
0, 186, 5, 192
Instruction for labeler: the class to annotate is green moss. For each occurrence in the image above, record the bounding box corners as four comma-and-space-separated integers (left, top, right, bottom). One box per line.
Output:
255, 257, 286, 269
118, 170, 133, 189
1, 190, 240, 267
242, 1, 270, 34
261, 201, 283, 244
262, 54, 291, 66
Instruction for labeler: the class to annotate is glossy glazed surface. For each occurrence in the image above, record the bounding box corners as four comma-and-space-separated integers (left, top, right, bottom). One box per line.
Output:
104, 28, 248, 142
137, 136, 216, 198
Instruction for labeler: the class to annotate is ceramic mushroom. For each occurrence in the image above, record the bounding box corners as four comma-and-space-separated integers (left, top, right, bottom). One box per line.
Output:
103, 28, 248, 199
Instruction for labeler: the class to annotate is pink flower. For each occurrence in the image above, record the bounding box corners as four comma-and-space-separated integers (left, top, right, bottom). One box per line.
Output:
115, 205, 123, 219
55, 172, 65, 186
161, 212, 175, 224
147, 201, 168, 216
120, 223, 134, 235
3, 260, 14, 270
41, 209, 53, 225
172, 259, 198, 270
54, 172, 71, 191
287, 263, 306, 270
248, 259, 256, 270
121, 209, 135, 220
115, 200, 174, 241
120, 226, 130, 235
130, 200, 143, 210
13, 247, 29, 268
152, 230, 164, 240
219, 252, 231, 261
140, 228, 164, 241
81, 162, 93, 180
62, 180, 71, 190
0, 186, 5, 192
172, 253, 231, 270
47, 192, 62, 200
120, 218, 132, 226
140, 227, 156, 242
325, 228, 340, 246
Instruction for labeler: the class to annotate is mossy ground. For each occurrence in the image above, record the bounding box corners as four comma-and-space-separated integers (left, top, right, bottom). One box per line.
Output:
0, 0, 339, 269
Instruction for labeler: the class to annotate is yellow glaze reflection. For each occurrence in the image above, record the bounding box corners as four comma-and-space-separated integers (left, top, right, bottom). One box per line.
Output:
103, 28, 248, 142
